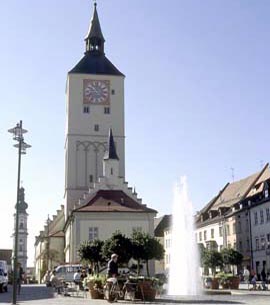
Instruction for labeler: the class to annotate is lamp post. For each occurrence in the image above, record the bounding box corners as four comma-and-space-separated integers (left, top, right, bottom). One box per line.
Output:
8, 121, 31, 305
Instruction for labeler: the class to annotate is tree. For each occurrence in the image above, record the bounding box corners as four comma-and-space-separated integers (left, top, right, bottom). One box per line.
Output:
131, 231, 147, 275
78, 239, 104, 274
221, 248, 243, 274
198, 243, 206, 268
202, 249, 223, 276
102, 232, 133, 265
132, 231, 164, 276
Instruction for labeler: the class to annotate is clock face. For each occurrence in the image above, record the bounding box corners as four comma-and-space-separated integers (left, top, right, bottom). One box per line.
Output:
83, 80, 110, 105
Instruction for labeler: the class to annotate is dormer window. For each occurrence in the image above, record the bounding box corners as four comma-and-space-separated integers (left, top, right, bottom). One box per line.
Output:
265, 189, 269, 198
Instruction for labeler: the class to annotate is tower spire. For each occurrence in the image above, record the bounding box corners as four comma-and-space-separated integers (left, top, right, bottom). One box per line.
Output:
85, 1, 105, 54
104, 128, 119, 160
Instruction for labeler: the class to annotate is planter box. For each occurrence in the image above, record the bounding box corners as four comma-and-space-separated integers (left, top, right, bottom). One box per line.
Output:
211, 278, 219, 290
220, 277, 240, 290
228, 277, 240, 289
88, 282, 104, 299
137, 281, 156, 301
90, 288, 104, 299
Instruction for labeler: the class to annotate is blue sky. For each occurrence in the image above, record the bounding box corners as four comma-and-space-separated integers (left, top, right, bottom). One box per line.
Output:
1, 0, 270, 266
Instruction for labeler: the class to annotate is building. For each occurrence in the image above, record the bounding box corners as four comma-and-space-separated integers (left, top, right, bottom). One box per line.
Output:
34, 206, 65, 283
64, 2, 125, 216
35, 3, 157, 278
155, 165, 270, 276
0, 249, 12, 271
64, 130, 157, 271
196, 164, 270, 273
12, 187, 28, 271
154, 215, 171, 273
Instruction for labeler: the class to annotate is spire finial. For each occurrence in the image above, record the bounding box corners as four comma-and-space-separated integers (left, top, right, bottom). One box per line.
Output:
85, 0, 105, 54
104, 128, 119, 160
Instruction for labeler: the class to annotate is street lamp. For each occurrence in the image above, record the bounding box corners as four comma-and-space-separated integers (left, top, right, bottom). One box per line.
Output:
8, 120, 31, 305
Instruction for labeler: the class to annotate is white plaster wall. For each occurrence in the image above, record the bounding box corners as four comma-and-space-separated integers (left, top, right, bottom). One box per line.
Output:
250, 200, 270, 273
67, 212, 155, 263
196, 221, 224, 251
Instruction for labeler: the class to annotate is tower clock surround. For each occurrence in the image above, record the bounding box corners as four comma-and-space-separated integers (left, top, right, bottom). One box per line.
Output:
83, 79, 110, 105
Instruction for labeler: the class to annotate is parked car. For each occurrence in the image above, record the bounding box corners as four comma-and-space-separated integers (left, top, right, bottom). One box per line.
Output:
0, 269, 8, 292
54, 264, 86, 282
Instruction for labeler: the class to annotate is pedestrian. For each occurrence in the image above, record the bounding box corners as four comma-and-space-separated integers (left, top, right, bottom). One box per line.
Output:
50, 270, 63, 294
73, 268, 82, 290
44, 270, 51, 287
81, 269, 87, 281
261, 268, 267, 290
250, 274, 257, 290
243, 267, 250, 284
17, 263, 24, 295
107, 254, 118, 278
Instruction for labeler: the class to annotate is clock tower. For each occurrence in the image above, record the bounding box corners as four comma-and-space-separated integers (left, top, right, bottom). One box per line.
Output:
65, 3, 125, 215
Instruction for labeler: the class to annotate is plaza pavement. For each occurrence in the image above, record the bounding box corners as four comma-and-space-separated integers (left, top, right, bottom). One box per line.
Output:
0, 285, 270, 305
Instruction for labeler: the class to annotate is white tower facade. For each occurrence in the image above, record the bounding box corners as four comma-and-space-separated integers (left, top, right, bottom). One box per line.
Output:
64, 3, 125, 215
12, 187, 28, 271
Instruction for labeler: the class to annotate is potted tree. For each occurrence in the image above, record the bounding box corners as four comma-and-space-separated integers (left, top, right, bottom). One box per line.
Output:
102, 231, 133, 267
78, 239, 105, 299
102, 232, 133, 299
131, 231, 164, 301
221, 248, 243, 289
202, 249, 223, 289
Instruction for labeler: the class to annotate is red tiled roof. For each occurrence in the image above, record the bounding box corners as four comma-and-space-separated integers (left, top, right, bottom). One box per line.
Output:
74, 190, 157, 213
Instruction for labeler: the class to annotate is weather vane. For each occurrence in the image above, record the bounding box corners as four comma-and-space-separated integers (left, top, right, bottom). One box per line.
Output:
230, 167, 235, 182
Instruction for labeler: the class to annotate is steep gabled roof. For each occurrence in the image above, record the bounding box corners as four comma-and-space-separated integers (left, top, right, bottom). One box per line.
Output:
154, 215, 172, 237
197, 164, 270, 225
69, 53, 124, 76
74, 190, 157, 213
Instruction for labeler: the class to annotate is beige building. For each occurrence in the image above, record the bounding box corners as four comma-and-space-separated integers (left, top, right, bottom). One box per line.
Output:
154, 215, 171, 273
34, 3, 158, 277
34, 206, 65, 283
64, 130, 157, 275
155, 165, 270, 275
196, 164, 270, 272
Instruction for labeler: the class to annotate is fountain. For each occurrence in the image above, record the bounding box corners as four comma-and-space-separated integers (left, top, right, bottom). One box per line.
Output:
168, 177, 201, 295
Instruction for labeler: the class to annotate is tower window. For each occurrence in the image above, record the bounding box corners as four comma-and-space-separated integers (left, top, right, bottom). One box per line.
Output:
89, 175, 93, 183
94, 124, 99, 132
111, 168, 113, 175
111, 89, 115, 95
104, 107, 110, 114
83, 106, 90, 114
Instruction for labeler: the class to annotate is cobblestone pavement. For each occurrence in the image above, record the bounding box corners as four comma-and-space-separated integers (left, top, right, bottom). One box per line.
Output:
0, 285, 270, 305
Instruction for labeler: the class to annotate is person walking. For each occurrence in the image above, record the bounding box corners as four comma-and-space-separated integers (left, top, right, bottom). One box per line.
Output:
107, 254, 118, 278
73, 268, 83, 290
261, 268, 267, 290
17, 263, 24, 295
243, 267, 250, 289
